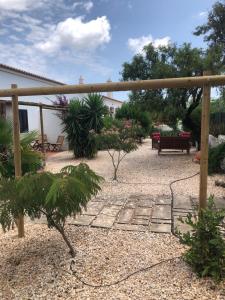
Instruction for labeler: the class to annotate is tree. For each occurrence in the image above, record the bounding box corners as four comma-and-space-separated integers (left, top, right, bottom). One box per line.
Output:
63, 94, 107, 158
0, 117, 42, 178
0, 163, 102, 257
121, 43, 223, 145
96, 122, 138, 180
194, 1, 225, 56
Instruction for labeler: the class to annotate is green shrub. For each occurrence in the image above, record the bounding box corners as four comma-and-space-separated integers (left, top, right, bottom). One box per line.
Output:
115, 102, 152, 135
208, 143, 225, 174
0, 163, 103, 257
63, 94, 107, 158
178, 196, 225, 282
96, 124, 138, 180
0, 117, 42, 178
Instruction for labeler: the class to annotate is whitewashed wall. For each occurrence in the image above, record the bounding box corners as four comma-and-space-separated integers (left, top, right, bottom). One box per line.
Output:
0, 69, 68, 149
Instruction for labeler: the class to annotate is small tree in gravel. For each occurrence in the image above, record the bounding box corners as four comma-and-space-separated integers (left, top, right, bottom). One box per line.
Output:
96, 122, 138, 180
177, 196, 225, 282
0, 163, 102, 257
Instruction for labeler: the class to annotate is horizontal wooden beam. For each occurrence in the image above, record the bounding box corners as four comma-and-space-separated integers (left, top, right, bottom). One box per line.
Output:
0, 99, 67, 110
0, 75, 225, 97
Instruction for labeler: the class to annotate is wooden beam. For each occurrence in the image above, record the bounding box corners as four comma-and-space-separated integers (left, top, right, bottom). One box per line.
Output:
199, 71, 211, 210
11, 84, 24, 238
0, 75, 225, 97
39, 105, 45, 154
0, 99, 67, 111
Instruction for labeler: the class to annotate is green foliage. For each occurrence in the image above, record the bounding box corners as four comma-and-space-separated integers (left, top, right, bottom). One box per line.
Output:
178, 196, 225, 281
63, 94, 107, 158
121, 42, 223, 145
208, 143, 225, 174
0, 163, 103, 257
0, 117, 42, 178
96, 123, 138, 180
115, 102, 152, 135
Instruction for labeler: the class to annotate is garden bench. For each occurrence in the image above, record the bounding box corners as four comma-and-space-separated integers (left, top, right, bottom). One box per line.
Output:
158, 136, 191, 154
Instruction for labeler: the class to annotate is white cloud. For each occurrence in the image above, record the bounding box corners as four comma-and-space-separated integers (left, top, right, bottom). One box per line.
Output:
128, 35, 171, 54
72, 1, 94, 12
198, 11, 207, 18
83, 1, 93, 12
0, 0, 46, 11
36, 16, 111, 54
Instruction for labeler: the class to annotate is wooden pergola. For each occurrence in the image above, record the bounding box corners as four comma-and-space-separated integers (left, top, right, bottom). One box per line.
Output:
1, 72, 225, 238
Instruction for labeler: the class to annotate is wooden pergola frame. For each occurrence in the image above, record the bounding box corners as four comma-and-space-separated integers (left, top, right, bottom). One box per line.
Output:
1, 72, 225, 237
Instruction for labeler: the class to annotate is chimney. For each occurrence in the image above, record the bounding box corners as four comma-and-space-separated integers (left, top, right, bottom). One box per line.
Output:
79, 75, 84, 84
106, 78, 113, 98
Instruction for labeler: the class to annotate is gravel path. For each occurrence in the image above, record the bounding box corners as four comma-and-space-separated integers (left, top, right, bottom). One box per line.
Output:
0, 139, 225, 299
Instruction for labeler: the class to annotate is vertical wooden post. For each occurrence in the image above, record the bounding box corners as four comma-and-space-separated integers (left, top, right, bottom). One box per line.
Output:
39, 105, 46, 164
199, 71, 211, 210
11, 84, 24, 237
39, 105, 44, 153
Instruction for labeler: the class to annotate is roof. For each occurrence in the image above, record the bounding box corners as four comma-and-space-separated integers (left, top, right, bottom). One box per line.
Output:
0, 63, 65, 86
102, 95, 124, 104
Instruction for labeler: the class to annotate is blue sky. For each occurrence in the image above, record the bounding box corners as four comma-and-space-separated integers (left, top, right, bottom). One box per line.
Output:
0, 0, 217, 100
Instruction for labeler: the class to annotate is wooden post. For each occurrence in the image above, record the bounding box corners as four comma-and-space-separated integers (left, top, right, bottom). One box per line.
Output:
39, 105, 44, 153
199, 71, 211, 210
11, 84, 25, 237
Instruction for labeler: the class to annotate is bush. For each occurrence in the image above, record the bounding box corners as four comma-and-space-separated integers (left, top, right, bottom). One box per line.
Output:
178, 196, 225, 282
63, 94, 107, 158
208, 143, 225, 174
96, 123, 138, 180
115, 102, 152, 135
0, 163, 103, 257
0, 117, 42, 178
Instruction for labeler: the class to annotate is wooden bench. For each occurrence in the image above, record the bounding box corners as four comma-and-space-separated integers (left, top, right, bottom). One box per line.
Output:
158, 136, 191, 154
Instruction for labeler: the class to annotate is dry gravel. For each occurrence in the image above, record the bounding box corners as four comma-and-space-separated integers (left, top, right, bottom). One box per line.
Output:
1, 139, 225, 299
1, 225, 225, 300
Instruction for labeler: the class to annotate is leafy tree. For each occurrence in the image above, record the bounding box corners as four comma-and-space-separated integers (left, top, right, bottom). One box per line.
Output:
115, 102, 152, 136
178, 196, 225, 282
194, 1, 225, 56
96, 123, 138, 180
63, 94, 107, 158
0, 117, 42, 178
52, 95, 69, 121
121, 43, 223, 146
0, 163, 102, 257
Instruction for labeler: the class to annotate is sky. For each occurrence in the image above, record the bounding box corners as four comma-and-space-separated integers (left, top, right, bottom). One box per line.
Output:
0, 0, 217, 100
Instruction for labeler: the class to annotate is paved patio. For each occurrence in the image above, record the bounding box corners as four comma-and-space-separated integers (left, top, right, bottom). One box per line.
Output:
69, 193, 225, 233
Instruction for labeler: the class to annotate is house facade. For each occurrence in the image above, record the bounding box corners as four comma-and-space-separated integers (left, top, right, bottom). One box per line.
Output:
0, 64, 123, 149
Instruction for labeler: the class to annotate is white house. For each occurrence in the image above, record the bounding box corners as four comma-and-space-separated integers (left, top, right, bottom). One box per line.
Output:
0, 64, 123, 149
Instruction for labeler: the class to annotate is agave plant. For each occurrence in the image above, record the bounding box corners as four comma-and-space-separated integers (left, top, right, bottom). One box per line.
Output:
0, 116, 42, 178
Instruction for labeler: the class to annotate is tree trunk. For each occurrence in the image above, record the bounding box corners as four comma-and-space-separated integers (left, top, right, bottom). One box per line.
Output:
53, 221, 76, 258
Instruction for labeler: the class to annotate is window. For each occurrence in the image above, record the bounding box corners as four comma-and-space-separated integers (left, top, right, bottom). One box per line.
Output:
19, 109, 29, 133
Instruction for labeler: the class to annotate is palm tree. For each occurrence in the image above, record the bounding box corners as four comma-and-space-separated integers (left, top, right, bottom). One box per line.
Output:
63, 94, 107, 158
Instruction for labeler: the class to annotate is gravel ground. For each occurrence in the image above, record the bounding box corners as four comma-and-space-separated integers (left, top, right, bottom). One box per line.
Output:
1, 225, 225, 300
1, 139, 225, 299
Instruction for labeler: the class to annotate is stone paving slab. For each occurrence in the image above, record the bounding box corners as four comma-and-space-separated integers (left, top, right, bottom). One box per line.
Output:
101, 205, 121, 217
92, 214, 115, 228
83, 202, 104, 215
117, 208, 134, 224
155, 195, 171, 205
173, 195, 192, 210
150, 223, 171, 233
72, 215, 96, 226
134, 207, 152, 217
113, 223, 147, 232
132, 218, 150, 226
152, 205, 171, 219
